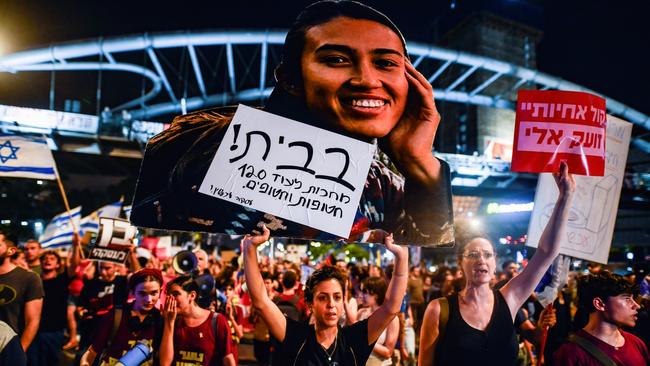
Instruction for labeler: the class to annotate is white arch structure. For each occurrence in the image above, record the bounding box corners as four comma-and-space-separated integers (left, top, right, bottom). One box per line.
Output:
1, 30, 649, 152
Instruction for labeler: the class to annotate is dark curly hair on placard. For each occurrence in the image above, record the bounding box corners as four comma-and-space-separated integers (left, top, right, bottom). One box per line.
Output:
304, 265, 347, 304
577, 271, 638, 312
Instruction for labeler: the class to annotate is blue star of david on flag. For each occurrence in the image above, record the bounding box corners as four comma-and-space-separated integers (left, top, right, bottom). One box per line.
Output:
0, 140, 20, 163
0, 134, 57, 180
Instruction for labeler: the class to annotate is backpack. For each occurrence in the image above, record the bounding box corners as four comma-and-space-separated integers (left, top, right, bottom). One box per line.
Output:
274, 294, 303, 322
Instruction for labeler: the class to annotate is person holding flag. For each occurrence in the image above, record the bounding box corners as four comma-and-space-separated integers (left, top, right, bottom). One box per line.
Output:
0, 132, 81, 248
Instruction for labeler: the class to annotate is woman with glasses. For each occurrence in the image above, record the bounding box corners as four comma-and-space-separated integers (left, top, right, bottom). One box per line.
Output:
419, 162, 576, 366
357, 277, 400, 366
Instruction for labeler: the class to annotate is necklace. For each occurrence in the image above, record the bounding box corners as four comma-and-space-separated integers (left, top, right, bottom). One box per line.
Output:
320, 332, 338, 363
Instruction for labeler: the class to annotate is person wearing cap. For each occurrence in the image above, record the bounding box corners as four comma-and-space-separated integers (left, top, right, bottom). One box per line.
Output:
80, 268, 163, 366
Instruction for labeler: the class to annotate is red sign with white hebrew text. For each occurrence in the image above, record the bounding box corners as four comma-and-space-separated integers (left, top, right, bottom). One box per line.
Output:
511, 90, 607, 176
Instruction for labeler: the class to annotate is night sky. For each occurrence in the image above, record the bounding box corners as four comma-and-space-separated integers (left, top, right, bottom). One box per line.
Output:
0, 0, 648, 115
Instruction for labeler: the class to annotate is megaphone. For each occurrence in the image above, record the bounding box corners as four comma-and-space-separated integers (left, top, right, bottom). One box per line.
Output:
172, 250, 198, 274
195, 274, 215, 309
195, 274, 215, 295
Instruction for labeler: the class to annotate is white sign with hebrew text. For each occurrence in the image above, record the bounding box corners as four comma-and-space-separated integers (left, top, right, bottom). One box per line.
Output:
90, 217, 137, 264
199, 105, 376, 238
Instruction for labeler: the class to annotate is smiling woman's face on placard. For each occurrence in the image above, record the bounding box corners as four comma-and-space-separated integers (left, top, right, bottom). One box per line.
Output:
299, 16, 409, 139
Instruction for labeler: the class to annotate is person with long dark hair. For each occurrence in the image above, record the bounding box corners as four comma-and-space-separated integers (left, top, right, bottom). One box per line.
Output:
244, 225, 408, 365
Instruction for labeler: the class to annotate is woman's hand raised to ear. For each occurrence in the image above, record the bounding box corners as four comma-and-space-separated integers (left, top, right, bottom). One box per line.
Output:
382, 60, 441, 188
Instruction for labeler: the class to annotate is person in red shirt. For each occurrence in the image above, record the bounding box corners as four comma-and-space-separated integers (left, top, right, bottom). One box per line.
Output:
160, 275, 235, 366
554, 271, 649, 366
80, 268, 163, 366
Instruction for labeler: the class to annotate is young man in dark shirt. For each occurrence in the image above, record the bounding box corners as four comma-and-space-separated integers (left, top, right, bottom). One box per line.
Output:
0, 232, 43, 352
26, 246, 80, 366
554, 271, 649, 365
22, 240, 42, 276
76, 261, 128, 361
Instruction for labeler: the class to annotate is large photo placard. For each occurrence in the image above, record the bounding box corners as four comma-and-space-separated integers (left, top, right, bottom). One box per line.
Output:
130, 105, 455, 246
526, 115, 632, 263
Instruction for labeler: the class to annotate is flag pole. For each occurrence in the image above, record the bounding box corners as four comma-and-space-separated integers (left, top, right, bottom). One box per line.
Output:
43, 133, 77, 236
52, 160, 88, 260
55, 178, 75, 233
52, 166, 77, 235
536, 303, 553, 366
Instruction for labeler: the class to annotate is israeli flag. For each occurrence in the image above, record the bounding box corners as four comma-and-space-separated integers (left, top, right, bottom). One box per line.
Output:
39, 206, 82, 248
0, 134, 57, 180
122, 205, 132, 220
80, 200, 123, 235
534, 254, 572, 307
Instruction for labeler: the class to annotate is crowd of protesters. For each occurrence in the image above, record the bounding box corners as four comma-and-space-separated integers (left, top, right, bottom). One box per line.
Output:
2, 0, 647, 363
1, 215, 648, 366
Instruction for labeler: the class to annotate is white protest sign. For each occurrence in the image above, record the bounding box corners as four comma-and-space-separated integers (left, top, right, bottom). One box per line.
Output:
198, 105, 376, 238
527, 115, 632, 263
90, 217, 137, 264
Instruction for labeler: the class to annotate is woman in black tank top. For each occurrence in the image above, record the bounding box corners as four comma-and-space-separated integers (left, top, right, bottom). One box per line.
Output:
435, 290, 518, 365
418, 162, 576, 366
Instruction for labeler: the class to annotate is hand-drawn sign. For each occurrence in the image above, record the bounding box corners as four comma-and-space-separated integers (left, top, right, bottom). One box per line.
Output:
526, 115, 632, 263
198, 105, 376, 238
511, 90, 607, 176
90, 217, 137, 264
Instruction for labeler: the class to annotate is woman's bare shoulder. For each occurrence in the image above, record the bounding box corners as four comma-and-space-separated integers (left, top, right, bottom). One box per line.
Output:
424, 298, 443, 322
